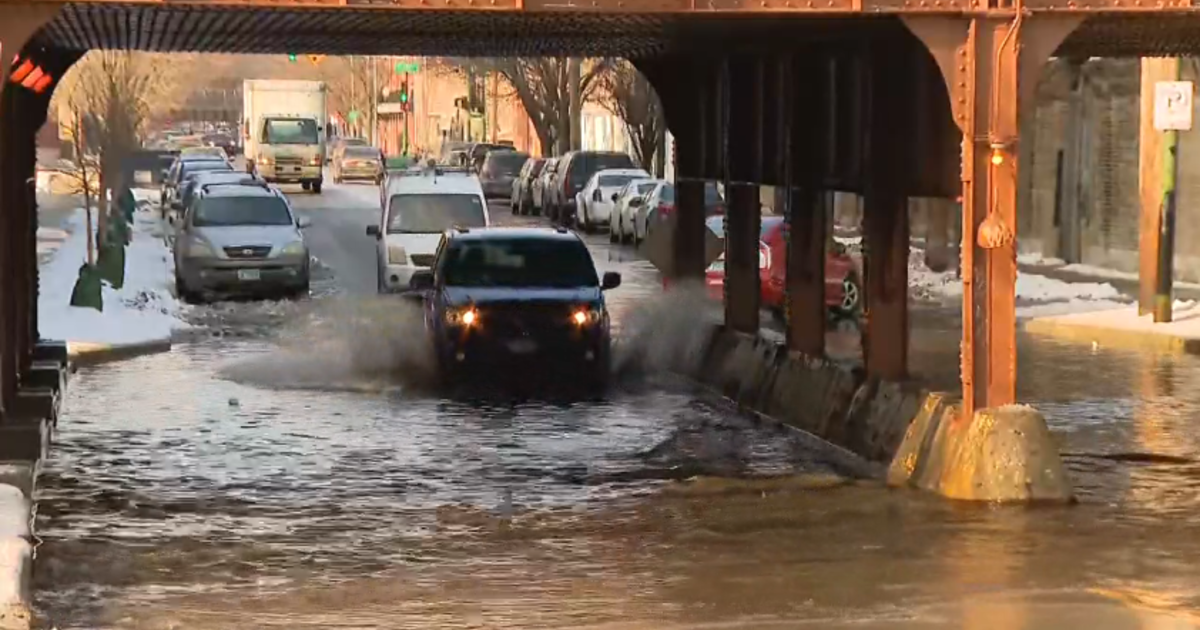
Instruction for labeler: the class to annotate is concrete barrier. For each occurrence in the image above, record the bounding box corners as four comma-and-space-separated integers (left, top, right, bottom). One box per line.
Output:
682, 324, 1073, 502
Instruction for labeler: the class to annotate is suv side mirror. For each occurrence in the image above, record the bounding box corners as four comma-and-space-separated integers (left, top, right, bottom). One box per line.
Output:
296, 216, 312, 229
366, 224, 380, 238
409, 269, 434, 290
601, 271, 621, 291
611, 192, 620, 202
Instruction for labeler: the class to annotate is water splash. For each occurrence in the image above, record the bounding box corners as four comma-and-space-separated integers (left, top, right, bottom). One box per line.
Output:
611, 280, 717, 378
217, 296, 435, 391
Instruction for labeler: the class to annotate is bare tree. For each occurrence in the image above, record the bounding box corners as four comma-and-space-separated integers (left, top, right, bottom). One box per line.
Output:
441, 58, 612, 155
53, 51, 170, 242
61, 112, 101, 265
598, 61, 665, 175
322, 56, 378, 137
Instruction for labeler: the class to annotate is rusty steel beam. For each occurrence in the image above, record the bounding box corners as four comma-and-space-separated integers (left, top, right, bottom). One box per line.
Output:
724, 55, 764, 334
861, 40, 912, 382
671, 59, 713, 283
783, 52, 830, 357
905, 14, 1080, 416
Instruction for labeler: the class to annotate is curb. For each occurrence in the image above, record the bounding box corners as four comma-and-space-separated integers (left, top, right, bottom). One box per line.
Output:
1022, 317, 1200, 355
0, 464, 36, 630
68, 338, 173, 367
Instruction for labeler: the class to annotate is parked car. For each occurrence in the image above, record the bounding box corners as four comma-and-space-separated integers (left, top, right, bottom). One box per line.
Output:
160, 156, 233, 217
466, 142, 514, 172
609, 178, 661, 244
332, 145, 383, 184
547, 151, 638, 225
632, 181, 724, 244
531, 157, 559, 217
174, 182, 312, 303
703, 215, 862, 320
511, 156, 546, 216
479, 149, 530, 199
574, 168, 650, 233
174, 170, 266, 225
202, 133, 238, 158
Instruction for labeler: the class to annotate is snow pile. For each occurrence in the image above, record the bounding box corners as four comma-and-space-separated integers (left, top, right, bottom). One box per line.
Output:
38, 207, 190, 346
907, 248, 1124, 306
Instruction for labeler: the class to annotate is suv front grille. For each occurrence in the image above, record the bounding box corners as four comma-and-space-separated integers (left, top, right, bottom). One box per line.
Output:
224, 246, 272, 259
275, 156, 303, 166
410, 254, 436, 267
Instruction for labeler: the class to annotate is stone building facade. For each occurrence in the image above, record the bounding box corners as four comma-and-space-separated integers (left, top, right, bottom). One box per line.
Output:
1020, 57, 1200, 282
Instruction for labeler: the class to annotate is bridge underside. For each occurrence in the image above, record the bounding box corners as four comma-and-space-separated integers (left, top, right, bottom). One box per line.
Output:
4, 3, 1200, 455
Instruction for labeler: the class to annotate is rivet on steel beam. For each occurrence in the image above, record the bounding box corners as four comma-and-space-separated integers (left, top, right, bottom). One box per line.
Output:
761, 0, 767, 6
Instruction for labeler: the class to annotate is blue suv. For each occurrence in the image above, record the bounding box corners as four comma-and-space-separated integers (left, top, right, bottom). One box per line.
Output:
408, 227, 621, 389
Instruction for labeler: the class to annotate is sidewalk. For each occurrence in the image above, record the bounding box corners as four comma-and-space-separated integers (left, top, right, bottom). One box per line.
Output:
37, 191, 189, 365
1023, 302, 1200, 355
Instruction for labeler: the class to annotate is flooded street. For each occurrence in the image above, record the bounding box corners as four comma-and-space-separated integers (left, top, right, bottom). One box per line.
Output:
33, 182, 1200, 629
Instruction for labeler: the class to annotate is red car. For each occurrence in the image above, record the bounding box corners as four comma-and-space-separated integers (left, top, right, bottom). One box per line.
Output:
704, 215, 861, 320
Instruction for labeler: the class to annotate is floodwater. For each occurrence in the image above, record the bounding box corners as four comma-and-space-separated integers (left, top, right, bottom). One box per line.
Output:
31, 189, 1200, 629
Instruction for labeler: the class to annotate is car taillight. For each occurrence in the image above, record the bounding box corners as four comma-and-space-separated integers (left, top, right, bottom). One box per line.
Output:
658, 203, 673, 215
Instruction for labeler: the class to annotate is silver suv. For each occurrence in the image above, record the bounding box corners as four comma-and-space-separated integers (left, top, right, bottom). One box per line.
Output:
174, 182, 312, 303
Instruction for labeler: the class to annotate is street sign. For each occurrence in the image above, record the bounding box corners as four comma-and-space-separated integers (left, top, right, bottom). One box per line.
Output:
640, 212, 723, 277
1154, 80, 1193, 131
394, 61, 420, 74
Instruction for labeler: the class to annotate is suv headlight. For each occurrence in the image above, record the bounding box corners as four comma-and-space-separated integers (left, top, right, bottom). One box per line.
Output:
445, 307, 478, 327
571, 306, 603, 326
280, 241, 306, 256
387, 245, 408, 264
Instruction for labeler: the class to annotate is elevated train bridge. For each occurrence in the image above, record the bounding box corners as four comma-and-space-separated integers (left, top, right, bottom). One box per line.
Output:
0, 0, 1196, 459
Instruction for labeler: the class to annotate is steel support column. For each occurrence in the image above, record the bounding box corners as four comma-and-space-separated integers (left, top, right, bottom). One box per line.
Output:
861, 42, 912, 382
905, 15, 1081, 416
781, 52, 834, 356
725, 55, 765, 334
673, 60, 714, 283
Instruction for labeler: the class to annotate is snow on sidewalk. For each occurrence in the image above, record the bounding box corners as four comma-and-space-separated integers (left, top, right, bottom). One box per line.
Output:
905, 249, 1130, 317
38, 206, 190, 348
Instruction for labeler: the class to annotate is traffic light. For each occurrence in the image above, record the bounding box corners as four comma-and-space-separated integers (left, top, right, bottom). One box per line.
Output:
287, 53, 297, 62
399, 80, 408, 104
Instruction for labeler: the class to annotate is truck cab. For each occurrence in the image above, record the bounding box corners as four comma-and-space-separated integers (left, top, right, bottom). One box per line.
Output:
243, 80, 328, 194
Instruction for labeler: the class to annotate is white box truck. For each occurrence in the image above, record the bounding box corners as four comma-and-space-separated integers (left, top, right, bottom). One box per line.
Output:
242, 80, 328, 193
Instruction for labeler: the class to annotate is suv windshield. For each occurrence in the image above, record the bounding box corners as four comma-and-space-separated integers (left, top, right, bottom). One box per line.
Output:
442, 238, 599, 288
194, 196, 293, 227
264, 118, 319, 145
485, 152, 529, 175
388, 194, 487, 233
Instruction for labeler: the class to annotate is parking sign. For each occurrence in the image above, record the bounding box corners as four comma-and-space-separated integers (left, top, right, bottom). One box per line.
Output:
1154, 81, 1193, 131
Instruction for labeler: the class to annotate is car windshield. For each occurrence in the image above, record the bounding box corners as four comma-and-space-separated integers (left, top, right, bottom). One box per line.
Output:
387, 194, 487, 233
486, 152, 529, 174
264, 118, 318, 145
345, 147, 378, 159
635, 181, 657, 196
344, 138, 368, 146
598, 173, 640, 189
570, 154, 636, 186
194, 196, 293, 227
705, 216, 783, 239
654, 183, 721, 205
442, 238, 599, 288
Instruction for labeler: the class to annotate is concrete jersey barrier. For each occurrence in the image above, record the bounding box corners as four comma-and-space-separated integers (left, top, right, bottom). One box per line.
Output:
668, 322, 1073, 503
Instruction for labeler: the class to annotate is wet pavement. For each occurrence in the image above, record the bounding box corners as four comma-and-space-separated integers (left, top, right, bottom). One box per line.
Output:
32, 180, 1200, 629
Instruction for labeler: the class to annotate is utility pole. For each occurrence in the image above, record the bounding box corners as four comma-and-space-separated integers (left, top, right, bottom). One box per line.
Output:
490, 70, 499, 143
1152, 70, 1190, 323
568, 58, 581, 152
371, 56, 378, 147
349, 56, 356, 136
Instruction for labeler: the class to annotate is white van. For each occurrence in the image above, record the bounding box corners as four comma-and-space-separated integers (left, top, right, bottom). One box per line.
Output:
366, 167, 491, 293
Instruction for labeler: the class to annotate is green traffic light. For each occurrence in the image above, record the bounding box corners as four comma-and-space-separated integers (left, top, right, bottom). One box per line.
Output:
400, 91, 408, 103
288, 54, 297, 62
